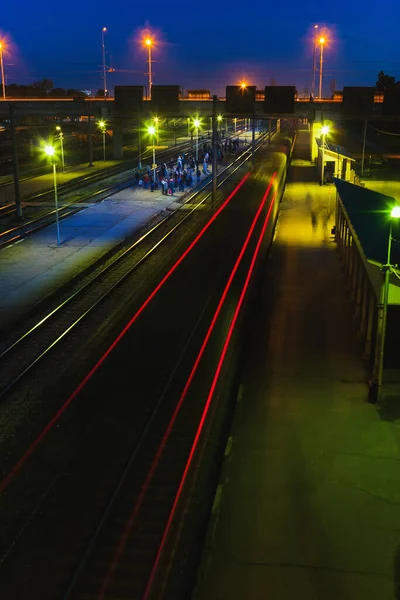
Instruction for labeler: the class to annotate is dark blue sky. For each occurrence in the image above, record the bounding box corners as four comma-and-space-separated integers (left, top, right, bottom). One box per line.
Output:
1, 0, 399, 96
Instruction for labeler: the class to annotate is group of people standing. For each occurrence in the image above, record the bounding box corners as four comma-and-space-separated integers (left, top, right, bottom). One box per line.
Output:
134, 136, 243, 196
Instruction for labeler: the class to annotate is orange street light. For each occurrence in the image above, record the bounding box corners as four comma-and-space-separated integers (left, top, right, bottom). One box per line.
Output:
0, 41, 6, 100
311, 24, 319, 98
101, 27, 108, 99
319, 36, 326, 98
144, 37, 154, 98
240, 82, 247, 89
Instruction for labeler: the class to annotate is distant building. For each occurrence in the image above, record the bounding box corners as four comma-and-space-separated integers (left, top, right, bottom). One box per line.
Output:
186, 89, 211, 100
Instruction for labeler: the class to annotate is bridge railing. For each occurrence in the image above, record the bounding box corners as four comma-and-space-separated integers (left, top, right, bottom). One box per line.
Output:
335, 192, 379, 372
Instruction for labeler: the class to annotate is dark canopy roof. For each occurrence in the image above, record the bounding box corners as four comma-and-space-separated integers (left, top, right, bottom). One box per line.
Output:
334, 178, 400, 265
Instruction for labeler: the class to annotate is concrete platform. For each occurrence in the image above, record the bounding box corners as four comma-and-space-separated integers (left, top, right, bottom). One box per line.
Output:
193, 130, 400, 600
0, 181, 201, 329
0, 129, 255, 330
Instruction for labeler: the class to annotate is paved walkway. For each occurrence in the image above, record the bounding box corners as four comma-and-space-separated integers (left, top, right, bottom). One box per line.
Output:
0, 130, 256, 330
193, 129, 400, 600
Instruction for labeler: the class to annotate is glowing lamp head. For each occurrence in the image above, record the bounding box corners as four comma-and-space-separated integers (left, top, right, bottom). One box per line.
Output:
217, 115, 223, 122
193, 118, 201, 128
44, 144, 55, 157
145, 38, 152, 47
102, 27, 107, 32
321, 125, 329, 135
56, 125, 61, 131
240, 82, 247, 89
391, 206, 400, 219
148, 125, 156, 136
319, 36, 325, 45
314, 24, 319, 29
153, 116, 159, 124
98, 119, 106, 129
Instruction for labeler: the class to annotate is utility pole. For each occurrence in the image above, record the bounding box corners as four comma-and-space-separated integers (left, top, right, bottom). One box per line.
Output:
212, 95, 218, 209
9, 104, 22, 219
87, 110, 93, 167
361, 120, 367, 177
251, 113, 256, 169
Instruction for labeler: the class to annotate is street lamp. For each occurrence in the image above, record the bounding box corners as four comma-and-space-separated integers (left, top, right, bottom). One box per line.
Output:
0, 42, 6, 100
148, 124, 157, 184
43, 144, 61, 246
320, 124, 329, 185
153, 116, 159, 145
311, 24, 318, 98
240, 82, 247, 89
144, 37, 153, 100
97, 119, 107, 161
55, 125, 65, 171
101, 27, 107, 99
319, 36, 325, 98
217, 114, 223, 135
193, 118, 201, 162
373, 205, 400, 402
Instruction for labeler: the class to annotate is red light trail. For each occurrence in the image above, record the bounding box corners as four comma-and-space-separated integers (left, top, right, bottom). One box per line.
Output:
143, 190, 278, 600
98, 175, 276, 599
0, 173, 250, 495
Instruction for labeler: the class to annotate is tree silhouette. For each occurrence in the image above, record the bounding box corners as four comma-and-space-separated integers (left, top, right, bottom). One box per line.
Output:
376, 71, 395, 91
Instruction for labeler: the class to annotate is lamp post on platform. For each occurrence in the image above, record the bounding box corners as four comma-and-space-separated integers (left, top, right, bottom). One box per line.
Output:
148, 125, 156, 183
217, 114, 222, 136
44, 144, 61, 246
320, 124, 329, 185
97, 119, 107, 161
193, 118, 201, 162
55, 126, 65, 171
153, 116, 159, 145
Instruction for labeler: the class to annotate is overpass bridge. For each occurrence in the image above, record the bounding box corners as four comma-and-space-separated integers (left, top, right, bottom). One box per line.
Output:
1, 85, 399, 162
0, 86, 397, 122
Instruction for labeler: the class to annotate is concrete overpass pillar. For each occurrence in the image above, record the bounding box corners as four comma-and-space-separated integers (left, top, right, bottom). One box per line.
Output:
113, 119, 123, 160
276, 118, 280, 133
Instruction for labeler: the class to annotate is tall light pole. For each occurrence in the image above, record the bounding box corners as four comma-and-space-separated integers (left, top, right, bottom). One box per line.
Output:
234, 117, 237, 133
319, 36, 325, 98
148, 125, 156, 183
56, 125, 65, 171
320, 124, 329, 185
217, 114, 222, 136
145, 37, 153, 100
44, 144, 61, 246
193, 118, 200, 162
98, 119, 106, 161
0, 42, 6, 100
153, 116, 159, 145
372, 206, 400, 403
311, 24, 318, 98
101, 27, 107, 99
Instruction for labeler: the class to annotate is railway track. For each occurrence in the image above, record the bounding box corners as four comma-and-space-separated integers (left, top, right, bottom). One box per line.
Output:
0, 129, 284, 600
0, 133, 268, 401
0, 133, 239, 249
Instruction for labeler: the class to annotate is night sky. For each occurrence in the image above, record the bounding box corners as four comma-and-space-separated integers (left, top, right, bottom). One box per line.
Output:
1, 0, 399, 96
